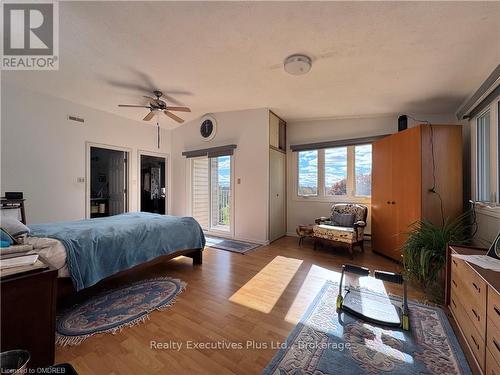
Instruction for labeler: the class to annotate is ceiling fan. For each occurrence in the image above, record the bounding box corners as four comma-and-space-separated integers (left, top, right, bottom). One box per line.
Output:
118, 90, 191, 123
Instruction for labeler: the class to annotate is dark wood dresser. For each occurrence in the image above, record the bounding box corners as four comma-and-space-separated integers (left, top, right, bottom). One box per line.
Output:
1, 259, 57, 368
446, 245, 500, 375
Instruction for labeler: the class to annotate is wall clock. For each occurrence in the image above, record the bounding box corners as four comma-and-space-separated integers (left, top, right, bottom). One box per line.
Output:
200, 115, 217, 142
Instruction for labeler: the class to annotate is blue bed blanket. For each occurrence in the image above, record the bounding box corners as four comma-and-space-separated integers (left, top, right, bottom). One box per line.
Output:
28, 212, 205, 291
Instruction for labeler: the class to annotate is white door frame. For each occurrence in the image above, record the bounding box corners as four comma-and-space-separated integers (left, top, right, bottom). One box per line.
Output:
85, 142, 132, 219
137, 150, 170, 215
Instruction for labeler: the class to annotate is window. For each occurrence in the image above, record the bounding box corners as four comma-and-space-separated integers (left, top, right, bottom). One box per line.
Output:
355, 144, 372, 196
297, 150, 318, 196
297, 144, 372, 200
324, 147, 347, 196
191, 155, 232, 232
477, 111, 491, 202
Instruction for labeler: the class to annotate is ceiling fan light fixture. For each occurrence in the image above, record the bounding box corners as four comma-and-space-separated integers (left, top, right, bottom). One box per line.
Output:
284, 54, 312, 75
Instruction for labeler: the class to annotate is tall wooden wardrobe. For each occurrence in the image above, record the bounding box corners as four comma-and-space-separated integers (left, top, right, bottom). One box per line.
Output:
371, 124, 463, 261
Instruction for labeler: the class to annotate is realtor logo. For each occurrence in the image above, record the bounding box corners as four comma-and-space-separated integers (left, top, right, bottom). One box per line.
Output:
2, 1, 59, 70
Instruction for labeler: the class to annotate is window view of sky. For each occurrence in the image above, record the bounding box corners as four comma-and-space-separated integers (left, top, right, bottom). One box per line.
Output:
355, 145, 372, 196
325, 147, 347, 195
298, 150, 318, 195
298, 145, 372, 197
216, 155, 231, 187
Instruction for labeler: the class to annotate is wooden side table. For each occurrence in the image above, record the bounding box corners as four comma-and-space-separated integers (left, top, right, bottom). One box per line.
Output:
296, 224, 315, 246
1, 258, 57, 369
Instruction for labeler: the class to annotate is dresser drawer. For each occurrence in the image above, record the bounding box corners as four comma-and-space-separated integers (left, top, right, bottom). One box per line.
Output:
486, 348, 500, 375
488, 286, 500, 329
450, 260, 487, 338
450, 289, 485, 370
487, 317, 500, 368
451, 257, 487, 314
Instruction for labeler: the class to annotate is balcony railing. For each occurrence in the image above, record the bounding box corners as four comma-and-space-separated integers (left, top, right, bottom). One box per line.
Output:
213, 187, 230, 228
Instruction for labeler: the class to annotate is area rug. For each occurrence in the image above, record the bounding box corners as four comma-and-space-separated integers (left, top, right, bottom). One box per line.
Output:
263, 281, 471, 375
56, 277, 186, 346
205, 235, 260, 254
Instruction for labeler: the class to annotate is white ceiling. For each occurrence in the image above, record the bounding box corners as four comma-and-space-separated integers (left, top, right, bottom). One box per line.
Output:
3, 1, 500, 127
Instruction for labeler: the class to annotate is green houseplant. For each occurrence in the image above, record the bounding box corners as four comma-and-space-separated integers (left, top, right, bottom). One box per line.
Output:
402, 211, 473, 292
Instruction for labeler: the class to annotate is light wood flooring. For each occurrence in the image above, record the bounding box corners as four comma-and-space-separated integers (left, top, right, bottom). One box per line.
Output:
55, 237, 426, 375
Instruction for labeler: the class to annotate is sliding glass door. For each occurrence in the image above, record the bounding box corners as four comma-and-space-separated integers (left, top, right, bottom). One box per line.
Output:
191, 155, 232, 233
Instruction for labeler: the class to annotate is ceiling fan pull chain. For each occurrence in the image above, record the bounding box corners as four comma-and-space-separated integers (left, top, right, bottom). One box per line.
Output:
157, 121, 160, 149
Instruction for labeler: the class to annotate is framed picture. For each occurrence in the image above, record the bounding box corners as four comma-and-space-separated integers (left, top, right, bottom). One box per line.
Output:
486, 232, 500, 259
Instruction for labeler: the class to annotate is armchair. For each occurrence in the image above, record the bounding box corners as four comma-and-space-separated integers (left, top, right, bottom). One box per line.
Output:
313, 203, 368, 259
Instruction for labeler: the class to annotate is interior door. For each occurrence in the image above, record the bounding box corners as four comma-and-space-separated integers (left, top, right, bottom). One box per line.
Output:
89, 146, 128, 218
269, 148, 286, 242
140, 154, 166, 214
392, 127, 422, 254
371, 136, 395, 256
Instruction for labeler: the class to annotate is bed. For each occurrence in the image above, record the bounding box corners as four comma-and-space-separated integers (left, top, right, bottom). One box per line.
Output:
26, 212, 205, 292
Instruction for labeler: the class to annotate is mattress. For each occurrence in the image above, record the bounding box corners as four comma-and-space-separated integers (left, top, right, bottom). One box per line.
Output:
25, 236, 69, 277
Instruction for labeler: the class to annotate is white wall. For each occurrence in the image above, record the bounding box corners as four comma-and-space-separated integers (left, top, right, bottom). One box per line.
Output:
171, 108, 269, 244
1, 84, 172, 224
286, 113, 458, 236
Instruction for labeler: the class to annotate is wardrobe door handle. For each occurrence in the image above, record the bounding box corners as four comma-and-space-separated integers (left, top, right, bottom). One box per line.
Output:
494, 305, 500, 317
451, 298, 457, 308
387, 201, 391, 204
452, 279, 457, 288
391, 201, 396, 205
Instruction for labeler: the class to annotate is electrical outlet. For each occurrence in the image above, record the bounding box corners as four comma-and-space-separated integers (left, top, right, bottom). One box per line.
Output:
77, 177, 85, 183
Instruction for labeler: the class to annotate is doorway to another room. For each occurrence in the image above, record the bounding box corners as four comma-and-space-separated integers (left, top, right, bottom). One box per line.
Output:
88, 145, 129, 218
139, 153, 167, 215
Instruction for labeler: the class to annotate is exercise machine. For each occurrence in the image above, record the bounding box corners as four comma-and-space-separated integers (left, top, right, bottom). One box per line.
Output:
336, 264, 410, 331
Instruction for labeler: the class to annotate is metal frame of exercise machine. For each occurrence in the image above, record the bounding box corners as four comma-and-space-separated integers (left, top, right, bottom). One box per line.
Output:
336, 264, 410, 331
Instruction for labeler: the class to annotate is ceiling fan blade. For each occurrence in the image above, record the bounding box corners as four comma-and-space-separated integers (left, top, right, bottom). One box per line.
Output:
164, 111, 184, 123
165, 106, 191, 112
118, 104, 150, 108
143, 111, 156, 121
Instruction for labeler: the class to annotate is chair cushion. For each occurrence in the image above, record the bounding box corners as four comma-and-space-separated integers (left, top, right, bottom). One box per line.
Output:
313, 224, 356, 244
331, 212, 355, 227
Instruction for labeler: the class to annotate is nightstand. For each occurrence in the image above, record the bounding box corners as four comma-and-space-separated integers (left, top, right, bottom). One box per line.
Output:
1, 258, 57, 369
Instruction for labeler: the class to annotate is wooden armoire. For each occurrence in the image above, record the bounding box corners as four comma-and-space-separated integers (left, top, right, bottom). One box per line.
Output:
371, 124, 463, 261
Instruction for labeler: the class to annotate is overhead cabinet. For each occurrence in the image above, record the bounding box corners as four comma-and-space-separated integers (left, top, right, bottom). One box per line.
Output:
371, 124, 463, 260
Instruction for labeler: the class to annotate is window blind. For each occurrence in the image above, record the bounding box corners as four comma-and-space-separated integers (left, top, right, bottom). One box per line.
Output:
290, 135, 387, 152
182, 144, 237, 158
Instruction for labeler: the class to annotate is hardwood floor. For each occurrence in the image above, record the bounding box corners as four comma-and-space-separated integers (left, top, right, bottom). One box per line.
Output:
55, 237, 426, 375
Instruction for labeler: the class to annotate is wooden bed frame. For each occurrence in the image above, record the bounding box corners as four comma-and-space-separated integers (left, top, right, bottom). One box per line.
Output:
57, 248, 203, 300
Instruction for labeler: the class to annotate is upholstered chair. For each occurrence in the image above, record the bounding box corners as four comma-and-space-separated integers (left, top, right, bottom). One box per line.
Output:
312, 203, 368, 259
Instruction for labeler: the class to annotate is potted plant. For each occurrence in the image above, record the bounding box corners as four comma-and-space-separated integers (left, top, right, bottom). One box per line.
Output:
402, 210, 473, 301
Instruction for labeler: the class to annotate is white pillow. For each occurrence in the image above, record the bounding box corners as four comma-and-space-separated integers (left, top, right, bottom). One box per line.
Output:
0, 217, 30, 237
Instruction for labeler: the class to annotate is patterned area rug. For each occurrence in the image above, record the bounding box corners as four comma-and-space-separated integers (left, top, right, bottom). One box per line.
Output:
263, 281, 471, 375
56, 277, 185, 346
205, 236, 260, 254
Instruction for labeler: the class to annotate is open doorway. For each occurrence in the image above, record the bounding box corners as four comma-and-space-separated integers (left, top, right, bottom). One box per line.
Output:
88, 145, 129, 218
139, 153, 167, 215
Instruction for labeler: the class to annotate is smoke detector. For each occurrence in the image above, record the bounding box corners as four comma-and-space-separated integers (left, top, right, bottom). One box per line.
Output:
284, 54, 312, 75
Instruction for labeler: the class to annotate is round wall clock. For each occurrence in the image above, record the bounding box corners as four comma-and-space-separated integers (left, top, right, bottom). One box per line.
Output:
200, 115, 217, 142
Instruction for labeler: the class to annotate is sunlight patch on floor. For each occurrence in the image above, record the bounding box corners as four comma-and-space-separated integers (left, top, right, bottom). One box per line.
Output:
284, 264, 341, 324
229, 256, 303, 313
